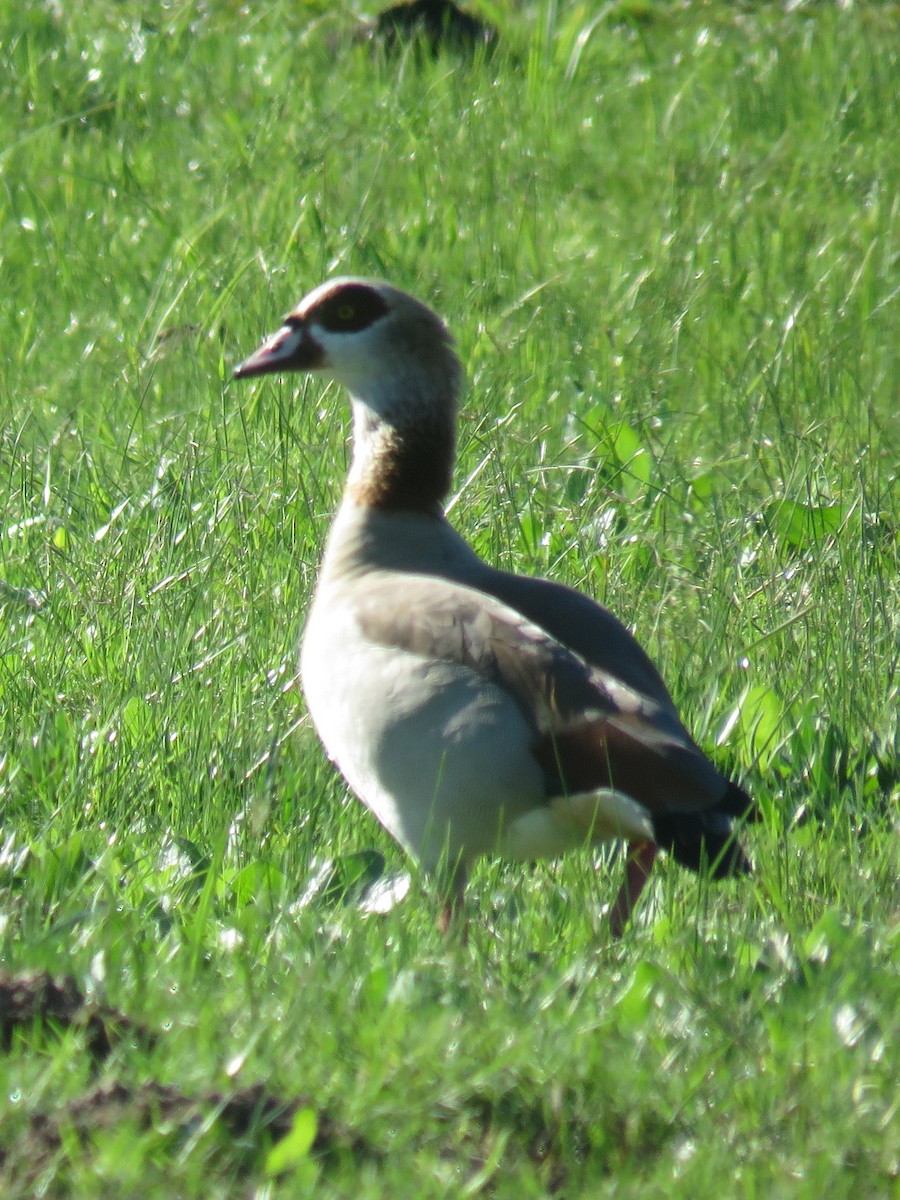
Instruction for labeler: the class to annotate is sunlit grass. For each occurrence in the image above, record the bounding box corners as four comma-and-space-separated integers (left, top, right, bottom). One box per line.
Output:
0, 2, 897, 1196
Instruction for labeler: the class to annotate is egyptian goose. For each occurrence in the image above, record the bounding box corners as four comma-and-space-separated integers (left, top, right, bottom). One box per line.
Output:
235, 278, 754, 935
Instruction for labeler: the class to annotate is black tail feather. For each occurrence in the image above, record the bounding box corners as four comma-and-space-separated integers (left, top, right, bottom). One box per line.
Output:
652, 807, 752, 879
717, 777, 758, 822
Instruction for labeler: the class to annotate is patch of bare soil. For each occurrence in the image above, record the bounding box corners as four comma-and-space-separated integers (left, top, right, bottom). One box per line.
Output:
26, 1078, 367, 1157
0, 971, 376, 1189
0, 971, 155, 1060
448, 1089, 594, 1195
0, 972, 630, 1193
0, 1078, 378, 1193
362, 0, 497, 56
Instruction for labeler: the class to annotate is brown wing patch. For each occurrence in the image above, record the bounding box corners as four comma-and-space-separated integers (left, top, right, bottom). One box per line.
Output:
533, 716, 723, 814
353, 576, 729, 816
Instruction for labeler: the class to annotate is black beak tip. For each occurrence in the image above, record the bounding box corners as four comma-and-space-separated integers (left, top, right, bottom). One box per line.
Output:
233, 354, 271, 380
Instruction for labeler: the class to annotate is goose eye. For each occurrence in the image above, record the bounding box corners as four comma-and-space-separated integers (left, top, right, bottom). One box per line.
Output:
318, 285, 389, 332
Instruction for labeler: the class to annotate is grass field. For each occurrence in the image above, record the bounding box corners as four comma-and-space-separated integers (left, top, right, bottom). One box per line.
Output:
1, 1, 897, 1195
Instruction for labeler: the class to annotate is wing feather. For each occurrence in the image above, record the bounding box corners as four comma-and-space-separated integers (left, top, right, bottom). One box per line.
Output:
353, 574, 730, 817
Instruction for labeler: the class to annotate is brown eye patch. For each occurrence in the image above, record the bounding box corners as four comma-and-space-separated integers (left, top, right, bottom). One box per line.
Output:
315, 283, 390, 333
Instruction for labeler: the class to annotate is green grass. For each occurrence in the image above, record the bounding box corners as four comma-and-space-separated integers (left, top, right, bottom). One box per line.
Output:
0, 1, 897, 1195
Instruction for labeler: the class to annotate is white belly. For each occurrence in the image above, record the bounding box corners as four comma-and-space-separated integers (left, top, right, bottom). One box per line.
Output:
300, 593, 546, 873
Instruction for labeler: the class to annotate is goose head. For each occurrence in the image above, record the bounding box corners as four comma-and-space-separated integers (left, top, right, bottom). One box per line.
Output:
235, 277, 464, 512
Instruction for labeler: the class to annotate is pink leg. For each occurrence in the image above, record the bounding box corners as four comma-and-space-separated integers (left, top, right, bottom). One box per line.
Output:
437, 871, 468, 941
437, 894, 460, 935
608, 841, 659, 938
